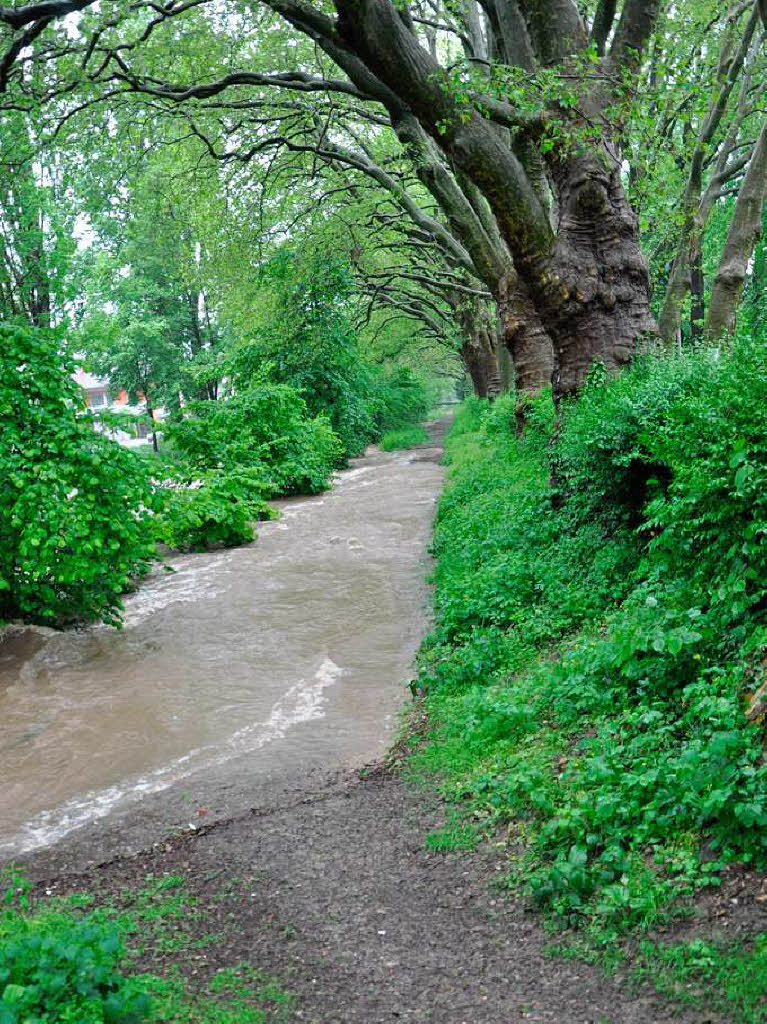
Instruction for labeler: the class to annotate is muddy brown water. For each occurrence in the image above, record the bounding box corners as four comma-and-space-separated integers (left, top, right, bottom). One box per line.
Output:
0, 427, 446, 859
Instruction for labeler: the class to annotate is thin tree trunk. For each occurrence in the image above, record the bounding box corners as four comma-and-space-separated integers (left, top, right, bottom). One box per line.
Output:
657, 5, 760, 347
689, 249, 704, 344
146, 402, 159, 452
705, 122, 767, 341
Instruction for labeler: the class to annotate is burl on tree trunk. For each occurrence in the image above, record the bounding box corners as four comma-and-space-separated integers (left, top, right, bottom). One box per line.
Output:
544, 155, 655, 398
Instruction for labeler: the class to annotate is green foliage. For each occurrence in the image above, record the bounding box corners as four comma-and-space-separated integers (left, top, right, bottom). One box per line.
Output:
0, 873, 295, 1024
425, 813, 479, 853
229, 251, 433, 458
77, 165, 227, 416
0, 114, 76, 328
412, 338, 767, 943
155, 379, 341, 551
165, 381, 343, 496
632, 934, 767, 1024
372, 367, 431, 432
379, 425, 429, 450
0, 325, 158, 627
155, 474, 262, 553
0, 877, 150, 1024
231, 252, 377, 458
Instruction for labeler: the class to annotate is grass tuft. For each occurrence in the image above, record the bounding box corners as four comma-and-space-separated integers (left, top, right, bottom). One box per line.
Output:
379, 425, 430, 450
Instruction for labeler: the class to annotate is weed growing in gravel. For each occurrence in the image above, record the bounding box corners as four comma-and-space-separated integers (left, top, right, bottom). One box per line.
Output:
631, 935, 767, 1023
425, 812, 479, 852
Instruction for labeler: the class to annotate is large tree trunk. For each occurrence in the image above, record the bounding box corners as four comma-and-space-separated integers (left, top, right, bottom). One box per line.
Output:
457, 298, 502, 398
333, 0, 657, 403
545, 155, 655, 397
461, 334, 499, 397
705, 122, 767, 341
497, 338, 513, 393
497, 271, 554, 394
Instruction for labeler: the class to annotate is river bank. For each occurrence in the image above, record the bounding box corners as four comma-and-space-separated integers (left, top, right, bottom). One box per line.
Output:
10, 761, 708, 1024
0, 424, 446, 862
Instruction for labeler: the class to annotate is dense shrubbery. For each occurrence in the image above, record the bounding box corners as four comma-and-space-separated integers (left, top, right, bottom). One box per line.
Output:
0, 326, 158, 628
0, 878, 149, 1024
155, 472, 267, 553
1, 311, 432, 623
154, 380, 344, 551
229, 253, 432, 458
163, 381, 344, 493
413, 338, 766, 939
229, 255, 377, 458
149, 253, 433, 554
373, 367, 432, 433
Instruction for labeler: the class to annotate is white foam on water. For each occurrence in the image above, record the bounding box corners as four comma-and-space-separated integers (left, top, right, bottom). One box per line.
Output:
280, 499, 325, 518
121, 552, 235, 627
1, 657, 344, 856
336, 466, 374, 484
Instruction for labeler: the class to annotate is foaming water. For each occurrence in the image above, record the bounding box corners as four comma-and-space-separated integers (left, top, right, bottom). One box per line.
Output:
0, 437, 444, 856
4, 657, 343, 854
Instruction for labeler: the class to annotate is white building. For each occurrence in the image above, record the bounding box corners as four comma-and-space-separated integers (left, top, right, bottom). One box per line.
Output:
74, 368, 163, 448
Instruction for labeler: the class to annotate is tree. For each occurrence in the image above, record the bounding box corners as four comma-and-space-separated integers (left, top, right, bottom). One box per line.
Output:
0, 112, 75, 326
652, 2, 764, 348
188, 0, 660, 399
2, 0, 762, 400
78, 166, 228, 447
0, 0, 658, 401
705, 120, 767, 341
0, 323, 157, 627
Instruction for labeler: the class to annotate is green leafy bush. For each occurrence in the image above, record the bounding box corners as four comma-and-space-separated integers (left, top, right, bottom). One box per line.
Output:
229, 253, 378, 457
0, 880, 149, 1024
164, 381, 343, 497
155, 471, 270, 553
156, 381, 342, 550
229, 253, 434, 457
0, 325, 158, 627
413, 338, 767, 935
0, 873, 296, 1024
372, 367, 431, 432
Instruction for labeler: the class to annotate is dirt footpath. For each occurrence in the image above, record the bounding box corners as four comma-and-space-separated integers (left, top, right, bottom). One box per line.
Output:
18, 764, 705, 1024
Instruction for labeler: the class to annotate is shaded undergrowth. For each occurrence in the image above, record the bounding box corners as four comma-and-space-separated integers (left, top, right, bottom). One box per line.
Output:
409, 339, 766, 1021
379, 424, 430, 451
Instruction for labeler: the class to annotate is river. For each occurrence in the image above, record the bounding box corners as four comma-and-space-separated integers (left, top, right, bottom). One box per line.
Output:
0, 425, 445, 859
